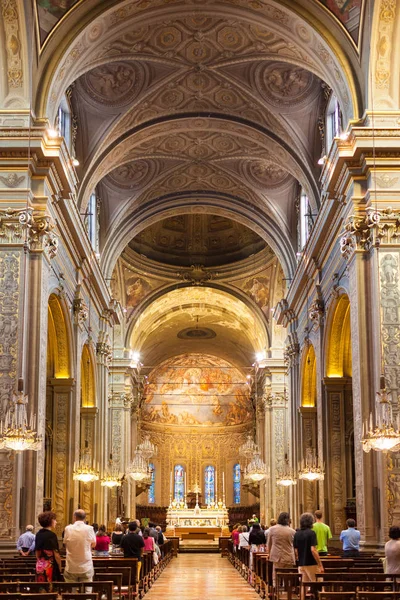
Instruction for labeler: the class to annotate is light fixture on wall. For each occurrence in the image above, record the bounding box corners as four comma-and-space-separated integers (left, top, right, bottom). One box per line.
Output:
0, 381, 42, 452
101, 453, 122, 488
361, 376, 400, 452
298, 447, 324, 482
73, 439, 100, 483
127, 449, 149, 481
138, 434, 157, 460
244, 450, 268, 482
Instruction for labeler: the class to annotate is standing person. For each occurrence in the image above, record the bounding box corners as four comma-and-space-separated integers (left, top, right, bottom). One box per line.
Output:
35, 511, 62, 582
148, 522, 158, 542
249, 522, 266, 550
340, 519, 361, 557
155, 526, 165, 545
63, 509, 96, 583
238, 525, 250, 549
294, 512, 324, 600
232, 523, 240, 552
135, 519, 143, 536
17, 525, 35, 556
94, 525, 110, 556
313, 510, 332, 556
267, 512, 296, 582
120, 521, 145, 580
385, 526, 400, 574
265, 518, 277, 543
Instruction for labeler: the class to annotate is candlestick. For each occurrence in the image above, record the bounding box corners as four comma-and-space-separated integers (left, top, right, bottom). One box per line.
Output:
222, 471, 225, 498
215, 469, 217, 501
170, 471, 172, 498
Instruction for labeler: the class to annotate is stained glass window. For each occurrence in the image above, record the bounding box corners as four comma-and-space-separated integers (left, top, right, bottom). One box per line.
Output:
204, 465, 215, 504
148, 463, 155, 504
233, 463, 241, 504
174, 464, 184, 501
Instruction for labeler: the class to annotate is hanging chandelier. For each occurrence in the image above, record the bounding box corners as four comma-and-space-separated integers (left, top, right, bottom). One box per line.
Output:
239, 435, 258, 459
298, 448, 324, 482
101, 455, 122, 488
276, 455, 297, 487
73, 441, 100, 483
138, 434, 157, 460
361, 379, 400, 452
0, 389, 42, 453
245, 451, 268, 482
127, 449, 149, 481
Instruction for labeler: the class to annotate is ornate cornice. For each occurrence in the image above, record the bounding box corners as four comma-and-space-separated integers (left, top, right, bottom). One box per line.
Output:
263, 389, 288, 409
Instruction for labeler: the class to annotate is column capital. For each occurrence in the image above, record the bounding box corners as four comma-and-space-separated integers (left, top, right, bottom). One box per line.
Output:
263, 389, 288, 409
0, 207, 59, 259
340, 206, 400, 261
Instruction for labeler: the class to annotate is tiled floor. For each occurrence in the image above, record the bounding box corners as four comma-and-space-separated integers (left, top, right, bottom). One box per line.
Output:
145, 553, 260, 600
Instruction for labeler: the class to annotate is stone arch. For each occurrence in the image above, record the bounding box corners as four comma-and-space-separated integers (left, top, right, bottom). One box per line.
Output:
326, 294, 352, 379
80, 343, 96, 407
47, 293, 72, 379
101, 193, 296, 282
124, 280, 271, 353
301, 343, 317, 407
35, 0, 360, 125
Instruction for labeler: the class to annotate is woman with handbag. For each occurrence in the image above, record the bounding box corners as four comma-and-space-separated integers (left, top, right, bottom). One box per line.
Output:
35, 511, 62, 582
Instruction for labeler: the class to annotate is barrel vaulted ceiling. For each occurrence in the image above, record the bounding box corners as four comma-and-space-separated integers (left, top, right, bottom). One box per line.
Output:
31, 0, 365, 365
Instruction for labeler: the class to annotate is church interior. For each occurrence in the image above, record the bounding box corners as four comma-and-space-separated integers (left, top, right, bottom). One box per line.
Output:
1, 0, 400, 595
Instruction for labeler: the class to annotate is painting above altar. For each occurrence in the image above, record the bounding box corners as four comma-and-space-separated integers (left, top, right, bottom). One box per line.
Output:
142, 354, 252, 428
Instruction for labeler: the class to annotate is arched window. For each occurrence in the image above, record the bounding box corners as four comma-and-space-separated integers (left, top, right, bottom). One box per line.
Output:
148, 463, 155, 504
233, 463, 241, 504
299, 189, 313, 250
86, 192, 99, 253
326, 95, 341, 152
56, 96, 72, 151
204, 465, 215, 504
174, 465, 184, 501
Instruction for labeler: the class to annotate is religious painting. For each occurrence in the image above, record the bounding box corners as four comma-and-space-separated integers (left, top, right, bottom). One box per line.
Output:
233, 463, 241, 504
204, 465, 215, 504
234, 265, 272, 317
174, 464, 184, 501
142, 354, 253, 427
125, 276, 152, 308
318, 0, 363, 44
36, 0, 79, 45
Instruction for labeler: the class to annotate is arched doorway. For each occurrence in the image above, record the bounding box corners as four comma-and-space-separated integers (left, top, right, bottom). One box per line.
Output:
324, 294, 355, 535
45, 294, 73, 534
299, 343, 318, 513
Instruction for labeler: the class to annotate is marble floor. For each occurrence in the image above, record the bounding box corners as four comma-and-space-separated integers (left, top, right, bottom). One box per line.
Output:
145, 553, 260, 600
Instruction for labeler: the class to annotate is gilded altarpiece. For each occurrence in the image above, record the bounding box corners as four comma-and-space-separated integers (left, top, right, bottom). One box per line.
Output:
141, 427, 252, 506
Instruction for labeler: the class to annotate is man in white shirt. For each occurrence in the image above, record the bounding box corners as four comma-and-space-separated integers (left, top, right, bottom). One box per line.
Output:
63, 509, 96, 582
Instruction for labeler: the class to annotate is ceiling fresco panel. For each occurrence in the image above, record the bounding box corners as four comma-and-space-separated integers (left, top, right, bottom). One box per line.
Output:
36, 0, 78, 45
317, 0, 363, 44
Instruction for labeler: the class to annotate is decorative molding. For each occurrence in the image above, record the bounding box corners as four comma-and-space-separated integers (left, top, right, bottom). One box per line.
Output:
177, 264, 215, 286
0, 208, 59, 258
0, 173, 24, 188
0, 0, 23, 88
340, 207, 400, 260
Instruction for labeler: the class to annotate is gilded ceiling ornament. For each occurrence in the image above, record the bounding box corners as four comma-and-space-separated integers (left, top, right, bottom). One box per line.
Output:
177, 264, 214, 286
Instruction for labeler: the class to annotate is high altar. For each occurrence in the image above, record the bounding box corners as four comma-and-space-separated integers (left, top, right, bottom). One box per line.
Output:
166, 501, 229, 539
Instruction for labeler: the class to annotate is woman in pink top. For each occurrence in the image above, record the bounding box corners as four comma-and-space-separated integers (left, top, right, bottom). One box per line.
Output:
94, 525, 110, 556
232, 523, 240, 552
143, 527, 155, 552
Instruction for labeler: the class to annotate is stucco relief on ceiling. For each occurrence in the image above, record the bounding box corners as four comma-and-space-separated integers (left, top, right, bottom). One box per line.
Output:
142, 354, 253, 428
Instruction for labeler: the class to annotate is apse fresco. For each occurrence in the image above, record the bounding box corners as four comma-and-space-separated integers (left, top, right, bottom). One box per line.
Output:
36, 0, 79, 45
318, 0, 363, 43
142, 354, 252, 427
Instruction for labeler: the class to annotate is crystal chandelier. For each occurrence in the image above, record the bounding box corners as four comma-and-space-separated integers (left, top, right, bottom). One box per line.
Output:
127, 449, 149, 481
138, 434, 157, 460
239, 435, 258, 459
298, 448, 324, 482
0, 389, 42, 453
276, 455, 297, 487
245, 451, 268, 482
101, 455, 122, 488
361, 379, 400, 453
73, 440, 100, 483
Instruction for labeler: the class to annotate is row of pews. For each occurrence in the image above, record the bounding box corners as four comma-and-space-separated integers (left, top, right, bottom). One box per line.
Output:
226, 540, 399, 599
0, 541, 174, 600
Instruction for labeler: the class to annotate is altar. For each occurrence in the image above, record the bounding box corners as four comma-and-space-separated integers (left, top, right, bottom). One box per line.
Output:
166, 503, 230, 539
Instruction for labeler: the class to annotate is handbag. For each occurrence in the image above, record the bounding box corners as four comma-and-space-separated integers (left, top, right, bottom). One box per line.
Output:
153, 551, 159, 565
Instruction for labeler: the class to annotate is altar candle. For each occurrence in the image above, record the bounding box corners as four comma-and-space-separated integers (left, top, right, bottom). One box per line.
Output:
215, 469, 217, 500
222, 471, 225, 497
184, 471, 187, 498
170, 471, 172, 497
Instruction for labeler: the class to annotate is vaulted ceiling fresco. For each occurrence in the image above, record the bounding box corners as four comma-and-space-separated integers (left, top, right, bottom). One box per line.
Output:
318, 0, 363, 44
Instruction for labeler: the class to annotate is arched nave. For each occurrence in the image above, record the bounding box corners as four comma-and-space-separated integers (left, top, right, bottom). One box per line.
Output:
0, 0, 400, 559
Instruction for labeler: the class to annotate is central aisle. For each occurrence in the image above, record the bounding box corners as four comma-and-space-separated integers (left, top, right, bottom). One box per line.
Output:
145, 553, 260, 600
